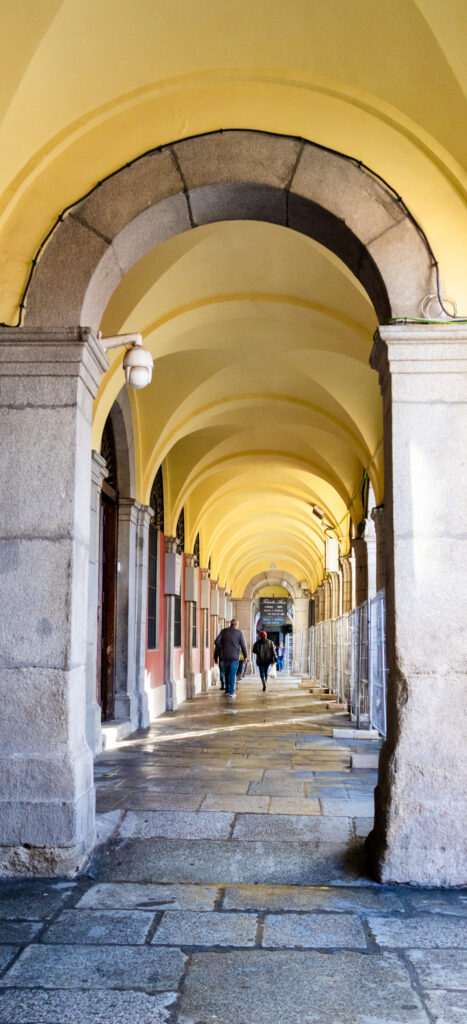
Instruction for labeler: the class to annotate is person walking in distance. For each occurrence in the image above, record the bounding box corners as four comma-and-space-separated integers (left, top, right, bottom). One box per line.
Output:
252, 630, 277, 691
214, 618, 248, 700
276, 640, 285, 672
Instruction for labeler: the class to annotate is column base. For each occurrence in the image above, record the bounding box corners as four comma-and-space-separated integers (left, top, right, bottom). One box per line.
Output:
0, 840, 92, 878
86, 701, 103, 755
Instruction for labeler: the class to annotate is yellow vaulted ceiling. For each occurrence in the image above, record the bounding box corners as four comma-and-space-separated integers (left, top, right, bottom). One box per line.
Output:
1, 0, 466, 595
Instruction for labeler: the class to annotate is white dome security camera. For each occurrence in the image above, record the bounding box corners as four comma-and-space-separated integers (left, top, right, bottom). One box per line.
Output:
122, 344, 153, 388
97, 330, 154, 390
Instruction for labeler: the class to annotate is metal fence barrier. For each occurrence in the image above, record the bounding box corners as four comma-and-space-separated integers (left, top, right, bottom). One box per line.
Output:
294, 589, 387, 736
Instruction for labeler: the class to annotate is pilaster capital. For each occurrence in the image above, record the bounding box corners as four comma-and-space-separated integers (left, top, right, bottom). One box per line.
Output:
201, 567, 210, 580
165, 535, 177, 554
136, 503, 153, 530
91, 450, 109, 489
371, 323, 467, 388
185, 553, 196, 568
0, 327, 109, 399
210, 579, 218, 592
118, 496, 140, 525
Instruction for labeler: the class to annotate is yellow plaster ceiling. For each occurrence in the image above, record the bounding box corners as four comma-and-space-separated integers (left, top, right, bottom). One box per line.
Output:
1, 0, 465, 595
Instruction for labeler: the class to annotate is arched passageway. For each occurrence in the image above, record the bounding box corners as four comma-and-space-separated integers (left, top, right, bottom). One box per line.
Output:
0, 130, 465, 889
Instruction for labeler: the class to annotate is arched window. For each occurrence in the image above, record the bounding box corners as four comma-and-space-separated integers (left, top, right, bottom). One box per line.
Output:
176, 508, 185, 553
193, 533, 200, 567
148, 466, 164, 651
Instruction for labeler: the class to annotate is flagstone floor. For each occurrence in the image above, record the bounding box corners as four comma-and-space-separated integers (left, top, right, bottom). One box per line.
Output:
1, 676, 466, 1023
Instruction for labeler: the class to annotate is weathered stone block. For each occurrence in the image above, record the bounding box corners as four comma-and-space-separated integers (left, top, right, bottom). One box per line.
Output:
24, 218, 110, 327
151, 910, 257, 947
262, 911, 367, 948
351, 753, 379, 769
0, 989, 178, 1024
118, 810, 234, 840
42, 909, 154, 945
290, 145, 405, 244
74, 148, 183, 238
179, 950, 430, 1023
190, 182, 286, 227
2, 943, 186, 991
78, 882, 217, 911
174, 131, 301, 190
112, 194, 191, 274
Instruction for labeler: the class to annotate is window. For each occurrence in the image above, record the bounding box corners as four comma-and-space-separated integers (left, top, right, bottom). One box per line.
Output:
192, 605, 197, 648
204, 611, 209, 650
174, 593, 182, 648
147, 524, 159, 650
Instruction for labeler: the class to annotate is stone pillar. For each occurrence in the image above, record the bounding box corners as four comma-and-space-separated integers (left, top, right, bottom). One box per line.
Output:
233, 598, 251, 655
340, 555, 353, 614
366, 513, 378, 601
0, 327, 108, 875
164, 536, 177, 710
351, 536, 368, 606
329, 571, 341, 619
86, 451, 108, 754
184, 553, 196, 699
134, 503, 152, 728
293, 595, 310, 673
114, 498, 138, 727
367, 325, 467, 886
200, 569, 211, 691
371, 506, 385, 593
322, 578, 332, 620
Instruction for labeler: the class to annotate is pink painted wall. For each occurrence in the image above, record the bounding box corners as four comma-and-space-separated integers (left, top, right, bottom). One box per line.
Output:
145, 531, 165, 688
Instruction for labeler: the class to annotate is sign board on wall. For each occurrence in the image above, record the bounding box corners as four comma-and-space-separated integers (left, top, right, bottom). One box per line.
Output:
259, 597, 288, 627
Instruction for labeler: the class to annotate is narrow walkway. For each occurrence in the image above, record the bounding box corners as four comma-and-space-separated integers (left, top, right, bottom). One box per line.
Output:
1, 678, 466, 1024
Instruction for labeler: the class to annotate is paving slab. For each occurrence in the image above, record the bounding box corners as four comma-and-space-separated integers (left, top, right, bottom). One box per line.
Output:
268, 797, 320, 814
41, 909, 154, 945
199, 794, 270, 813
0, 988, 178, 1024
0, 946, 19, 973
0, 921, 42, 944
152, 910, 258, 947
178, 949, 430, 1023
117, 809, 234, 839
249, 779, 307, 796
92, 837, 369, 885
223, 884, 405, 914
262, 911, 367, 949
320, 798, 374, 817
78, 882, 217, 911
402, 890, 467, 917
117, 792, 203, 811
0, 881, 77, 920
351, 753, 379, 769
406, 948, 467, 989
2, 944, 186, 991
232, 813, 352, 843
424, 990, 467, 1024
368, 914, 467, 948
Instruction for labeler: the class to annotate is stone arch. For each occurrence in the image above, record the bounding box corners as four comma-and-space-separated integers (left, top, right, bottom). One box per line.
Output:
23, 131, 437, 328
243, 570, 304, 601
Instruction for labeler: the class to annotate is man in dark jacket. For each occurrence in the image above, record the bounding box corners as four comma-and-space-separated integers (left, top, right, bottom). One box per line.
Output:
214, 619, 247, 699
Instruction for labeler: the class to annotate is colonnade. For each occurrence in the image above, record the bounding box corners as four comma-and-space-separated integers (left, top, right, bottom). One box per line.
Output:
0, 325, 466, 886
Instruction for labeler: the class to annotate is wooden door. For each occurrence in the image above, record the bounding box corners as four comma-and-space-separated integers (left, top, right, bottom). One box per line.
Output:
97, 493, 117, 721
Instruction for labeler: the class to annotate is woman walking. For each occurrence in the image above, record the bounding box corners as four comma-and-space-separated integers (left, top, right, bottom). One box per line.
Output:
252, 630, 277, 691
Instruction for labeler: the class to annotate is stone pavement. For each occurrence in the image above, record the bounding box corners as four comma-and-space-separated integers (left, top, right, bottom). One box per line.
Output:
1, 676, 466, 1023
